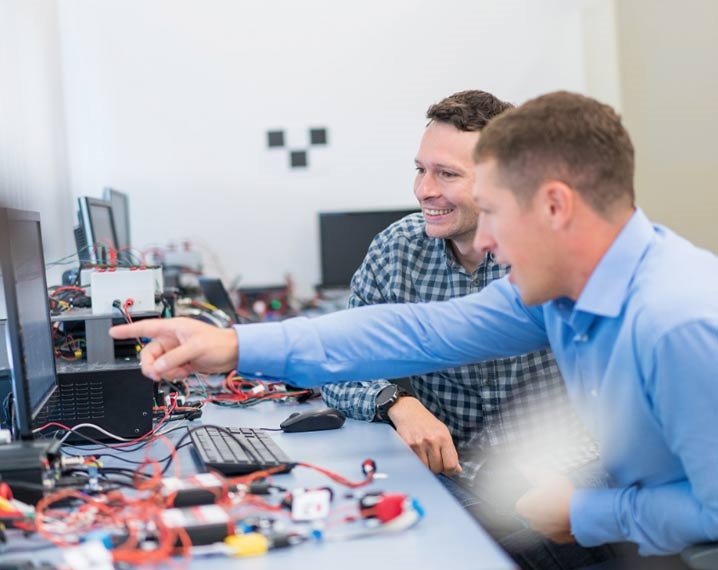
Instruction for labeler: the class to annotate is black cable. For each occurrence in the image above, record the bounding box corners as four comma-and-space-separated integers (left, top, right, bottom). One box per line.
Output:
55, 423, 192, 454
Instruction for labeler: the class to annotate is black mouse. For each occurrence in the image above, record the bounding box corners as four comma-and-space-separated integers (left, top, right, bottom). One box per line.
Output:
279, 407, 346, 433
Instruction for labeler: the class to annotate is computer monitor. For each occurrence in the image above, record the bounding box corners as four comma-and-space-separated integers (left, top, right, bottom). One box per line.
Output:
103, 187, 131, 251
0, 208, 58, 440
198, 277, 241, 324
318, 208, 419, 288
76, 196, 119, 265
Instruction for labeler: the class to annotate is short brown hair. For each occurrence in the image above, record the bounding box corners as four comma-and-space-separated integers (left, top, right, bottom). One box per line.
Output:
473, 91, 635, 214
427, 90, 513, 132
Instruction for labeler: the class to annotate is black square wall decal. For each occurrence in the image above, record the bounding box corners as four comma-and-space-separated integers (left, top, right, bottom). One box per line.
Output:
267, 130, 285, 148
309, 128, 328, 145
290, 150, 308, 168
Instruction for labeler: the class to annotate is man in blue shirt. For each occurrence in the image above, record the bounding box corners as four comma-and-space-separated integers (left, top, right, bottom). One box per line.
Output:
112, 91, 718, 565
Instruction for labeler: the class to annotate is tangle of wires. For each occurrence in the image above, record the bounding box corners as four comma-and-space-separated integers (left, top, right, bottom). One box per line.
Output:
28, 446, 418, 565
154, 381, 204, 424
184, 370, 319, 408
51, 320, 85, 361
11, 400, 422, 564
48, 285, 91, 315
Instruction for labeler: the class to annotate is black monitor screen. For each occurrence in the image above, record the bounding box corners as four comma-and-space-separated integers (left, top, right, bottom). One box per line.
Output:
319, 209, 419, 288
198, 277, 239, 324
89, 203, 116, 248
0, 208, 57, 439
78, 197, 118, 264
104, 188, 131, 250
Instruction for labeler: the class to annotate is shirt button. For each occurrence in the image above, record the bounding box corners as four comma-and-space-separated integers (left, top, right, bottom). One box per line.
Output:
255, 372, 263, 377
590, 389, 598, 397
574, 334, 588, 343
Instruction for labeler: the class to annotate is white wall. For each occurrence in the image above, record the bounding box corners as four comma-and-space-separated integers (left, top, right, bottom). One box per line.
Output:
0, 0, 74, 285
616, 0, 718, 253
56, 0, 596, 295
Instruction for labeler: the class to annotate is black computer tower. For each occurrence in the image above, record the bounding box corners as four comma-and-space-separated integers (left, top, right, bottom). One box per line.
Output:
34, 362, 154, 442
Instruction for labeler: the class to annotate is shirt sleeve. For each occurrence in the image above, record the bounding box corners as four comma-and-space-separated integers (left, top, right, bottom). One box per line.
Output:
235, 276, 550, 387
320, 249, 394, 420
570, 320, 718, 554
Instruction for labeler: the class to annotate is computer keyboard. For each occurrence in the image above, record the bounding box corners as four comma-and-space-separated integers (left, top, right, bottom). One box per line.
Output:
189, 425, 295, 476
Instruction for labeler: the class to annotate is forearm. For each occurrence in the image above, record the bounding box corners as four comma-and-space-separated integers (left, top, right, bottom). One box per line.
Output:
235, 278, 548, 387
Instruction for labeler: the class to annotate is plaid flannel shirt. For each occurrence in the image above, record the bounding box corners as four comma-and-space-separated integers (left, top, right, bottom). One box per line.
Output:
320, 213, 598, 481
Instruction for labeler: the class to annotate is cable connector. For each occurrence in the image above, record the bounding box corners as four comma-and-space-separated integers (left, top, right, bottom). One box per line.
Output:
361, 459, 376, 476
283, 487, 333, 521
224, 532, 269, 557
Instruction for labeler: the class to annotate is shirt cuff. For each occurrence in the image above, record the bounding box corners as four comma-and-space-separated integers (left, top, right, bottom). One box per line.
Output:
570, 488, 624, 546
234, 322, 288, 381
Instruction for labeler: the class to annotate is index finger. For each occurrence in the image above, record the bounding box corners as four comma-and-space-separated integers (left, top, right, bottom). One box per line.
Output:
110, 318, 168, 341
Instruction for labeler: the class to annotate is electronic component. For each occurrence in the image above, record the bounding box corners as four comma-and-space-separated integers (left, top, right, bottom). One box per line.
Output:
90, 268, 157, 315
288, 488, 333, 521
161, 473, 231, 508
160, 504, 234, 546
0, 439, 62, 504
33, 363, 154, 442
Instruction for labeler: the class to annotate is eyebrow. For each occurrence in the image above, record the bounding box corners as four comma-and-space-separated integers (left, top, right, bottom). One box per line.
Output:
414, 159, 464, 172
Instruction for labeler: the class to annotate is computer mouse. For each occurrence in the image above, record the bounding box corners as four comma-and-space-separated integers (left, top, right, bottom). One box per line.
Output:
279, 407, 346, 433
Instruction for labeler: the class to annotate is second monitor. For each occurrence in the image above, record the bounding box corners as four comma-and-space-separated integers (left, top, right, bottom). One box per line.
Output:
318, 208, 419, 289
75, 196, 119, 265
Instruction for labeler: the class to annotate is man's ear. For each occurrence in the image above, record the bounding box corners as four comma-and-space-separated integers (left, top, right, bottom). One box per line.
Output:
536, 180, 575, 229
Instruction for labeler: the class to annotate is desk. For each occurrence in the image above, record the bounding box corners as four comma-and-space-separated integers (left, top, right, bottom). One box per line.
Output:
0, 400, 514, 570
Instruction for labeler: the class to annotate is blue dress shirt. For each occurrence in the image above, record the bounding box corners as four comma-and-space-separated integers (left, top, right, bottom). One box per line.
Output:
236, 209, 718, 555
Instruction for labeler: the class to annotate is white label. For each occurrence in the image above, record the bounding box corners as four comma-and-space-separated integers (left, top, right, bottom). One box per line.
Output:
291, 489, 332, 521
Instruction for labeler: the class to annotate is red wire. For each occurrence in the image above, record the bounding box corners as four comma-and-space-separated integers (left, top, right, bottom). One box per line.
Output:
294, 461, 375, 488
50, 286, 87, 296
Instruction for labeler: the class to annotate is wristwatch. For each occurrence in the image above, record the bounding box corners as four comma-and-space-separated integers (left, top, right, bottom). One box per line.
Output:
374, 384, 411, 423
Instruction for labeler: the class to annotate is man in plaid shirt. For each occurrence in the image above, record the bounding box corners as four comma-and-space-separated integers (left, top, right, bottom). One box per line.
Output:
320, 90, 606, 569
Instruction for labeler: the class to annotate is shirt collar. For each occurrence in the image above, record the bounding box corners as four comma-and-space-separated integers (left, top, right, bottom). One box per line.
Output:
574, 208, 654, 317
442, 239, 495, 275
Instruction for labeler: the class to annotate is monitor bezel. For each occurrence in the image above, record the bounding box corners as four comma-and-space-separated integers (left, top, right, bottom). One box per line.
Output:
102, 187, 131, 251
0, 207, 58, 440
77, 196, 119, 265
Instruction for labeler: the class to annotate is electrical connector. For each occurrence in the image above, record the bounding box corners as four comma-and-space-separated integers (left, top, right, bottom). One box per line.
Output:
361, 459, 377, 476
224, 532, 269, 557
161, 473, 231, 508
160, 504, 234, 546
288, 488, 332, 521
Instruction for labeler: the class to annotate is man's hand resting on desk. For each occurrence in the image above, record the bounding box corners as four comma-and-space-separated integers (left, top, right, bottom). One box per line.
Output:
388, 397, 462, 476
109, 317, 238, 381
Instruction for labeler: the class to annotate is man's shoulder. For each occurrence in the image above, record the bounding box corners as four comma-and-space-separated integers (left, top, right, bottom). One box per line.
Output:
370, 213, 433, 252
376, 213, 426, 240
630, 228, 718, 334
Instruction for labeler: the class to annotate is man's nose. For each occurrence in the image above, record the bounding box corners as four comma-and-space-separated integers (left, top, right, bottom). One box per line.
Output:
473, 224, 495, 256
415, 172, 439, 200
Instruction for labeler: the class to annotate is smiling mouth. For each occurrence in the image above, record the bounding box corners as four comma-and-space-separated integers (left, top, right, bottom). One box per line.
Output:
423, 208, 453, 216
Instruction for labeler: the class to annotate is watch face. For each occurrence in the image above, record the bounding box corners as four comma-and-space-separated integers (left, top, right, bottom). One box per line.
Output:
376, 386, 398, 407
